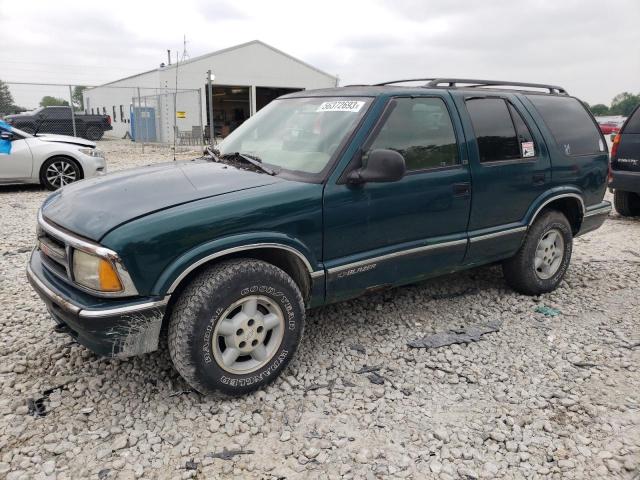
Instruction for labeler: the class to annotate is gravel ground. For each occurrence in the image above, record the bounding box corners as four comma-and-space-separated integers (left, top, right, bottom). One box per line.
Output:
1, 140, 639, 480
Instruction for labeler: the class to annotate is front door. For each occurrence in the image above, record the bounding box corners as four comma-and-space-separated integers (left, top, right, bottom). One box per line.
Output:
323, 95, 471, 302
453, 94, 552, 263
0, 130, 33, 180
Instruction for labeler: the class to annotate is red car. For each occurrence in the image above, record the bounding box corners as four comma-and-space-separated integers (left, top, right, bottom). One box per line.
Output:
599, 122, 621, 135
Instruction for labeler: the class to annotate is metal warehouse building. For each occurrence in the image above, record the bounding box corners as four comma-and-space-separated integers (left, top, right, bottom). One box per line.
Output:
83, 40, 337, 142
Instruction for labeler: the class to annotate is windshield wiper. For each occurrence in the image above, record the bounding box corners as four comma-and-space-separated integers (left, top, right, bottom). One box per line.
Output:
204, 146, 222, 162
222, 152, 277, 176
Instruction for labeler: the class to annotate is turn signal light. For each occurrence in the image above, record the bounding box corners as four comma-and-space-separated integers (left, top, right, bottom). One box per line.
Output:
99, 258, 123, 291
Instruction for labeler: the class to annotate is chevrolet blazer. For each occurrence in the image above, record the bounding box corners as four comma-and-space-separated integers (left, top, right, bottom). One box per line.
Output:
27, 78, 612, 395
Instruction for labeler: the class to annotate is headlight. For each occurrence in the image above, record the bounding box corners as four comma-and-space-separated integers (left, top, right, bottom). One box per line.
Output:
78, 148, 104, 158
72, 250, 123, 292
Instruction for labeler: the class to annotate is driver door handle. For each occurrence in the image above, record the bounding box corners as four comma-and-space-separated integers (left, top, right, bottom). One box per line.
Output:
453, 182, 471, 197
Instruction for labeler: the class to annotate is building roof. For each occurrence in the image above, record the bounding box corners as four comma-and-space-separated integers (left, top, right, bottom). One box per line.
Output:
94, 40, 336, 88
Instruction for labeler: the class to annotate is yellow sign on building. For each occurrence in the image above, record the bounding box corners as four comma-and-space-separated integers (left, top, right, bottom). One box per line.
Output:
176, 111, 186, 119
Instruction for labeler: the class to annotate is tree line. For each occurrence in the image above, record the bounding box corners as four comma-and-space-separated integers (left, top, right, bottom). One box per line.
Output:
584, 92, 639, 117
0, 79, 87, 115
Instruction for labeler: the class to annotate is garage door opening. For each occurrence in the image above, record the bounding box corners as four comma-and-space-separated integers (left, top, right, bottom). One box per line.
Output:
256, 87, 303, 111
205, 85, 304, 139
205, 85, 250, 138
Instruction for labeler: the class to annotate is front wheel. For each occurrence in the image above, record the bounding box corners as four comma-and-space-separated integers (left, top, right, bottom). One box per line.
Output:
502, 210, 573, 295
168, 259, 305, 396
40, 156, 82, 190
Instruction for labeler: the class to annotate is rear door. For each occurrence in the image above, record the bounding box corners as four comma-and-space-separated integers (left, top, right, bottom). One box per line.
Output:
323, 94, 471, 302
452, 93, 551, 263
614, 106, 640, 174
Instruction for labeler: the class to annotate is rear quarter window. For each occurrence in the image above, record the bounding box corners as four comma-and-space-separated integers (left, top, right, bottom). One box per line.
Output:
623, 106, 640, 134
526, 95, 605, 156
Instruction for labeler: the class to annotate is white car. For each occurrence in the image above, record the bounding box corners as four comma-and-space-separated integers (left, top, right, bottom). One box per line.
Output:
0, 122, 106, 190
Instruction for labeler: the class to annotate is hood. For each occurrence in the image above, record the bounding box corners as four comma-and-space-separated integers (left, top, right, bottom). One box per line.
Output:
42, 160, 282, 241
35, 134, 96, 148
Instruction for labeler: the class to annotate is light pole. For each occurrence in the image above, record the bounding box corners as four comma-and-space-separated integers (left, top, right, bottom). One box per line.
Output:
207, 70, 215, 147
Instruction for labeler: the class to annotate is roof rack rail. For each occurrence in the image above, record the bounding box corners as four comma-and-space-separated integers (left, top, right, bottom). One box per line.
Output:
424, 78, 568, 95
373, 78, 436, 86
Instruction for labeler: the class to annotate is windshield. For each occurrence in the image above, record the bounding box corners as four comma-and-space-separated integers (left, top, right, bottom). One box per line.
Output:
218, 97, 371, 179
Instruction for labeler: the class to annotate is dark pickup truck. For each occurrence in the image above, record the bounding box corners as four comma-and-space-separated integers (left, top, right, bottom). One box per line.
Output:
4, 106, 112, 141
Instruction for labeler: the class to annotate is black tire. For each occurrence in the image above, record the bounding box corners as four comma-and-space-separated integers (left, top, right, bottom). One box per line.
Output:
502, 210, 573, 295
84, 125, 103, 141
614, 190, 640, 217
40, 156, 82, 190
168, 258, 305, 396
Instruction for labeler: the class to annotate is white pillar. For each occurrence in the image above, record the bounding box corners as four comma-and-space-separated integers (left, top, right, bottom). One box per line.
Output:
250, 86, 257, 116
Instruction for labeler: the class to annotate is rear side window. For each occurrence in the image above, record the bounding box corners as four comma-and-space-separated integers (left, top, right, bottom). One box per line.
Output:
465, 98, 521, 162
368, 97, 459, 171
623, 106, 640, 134
526, 95, 604, 156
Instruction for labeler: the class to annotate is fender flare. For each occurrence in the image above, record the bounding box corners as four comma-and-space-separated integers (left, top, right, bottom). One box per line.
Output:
525, 189, 585, 228
153, 234, 322, 296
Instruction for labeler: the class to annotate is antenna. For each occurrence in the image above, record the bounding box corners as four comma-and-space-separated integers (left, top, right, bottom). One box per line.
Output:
180, 35, 190, 62
173, 50, 179, 161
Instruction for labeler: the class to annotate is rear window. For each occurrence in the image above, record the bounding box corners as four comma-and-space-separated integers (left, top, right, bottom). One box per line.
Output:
465, 98, 520, 162
623, 106, 640, 134
526, 95, 604, 156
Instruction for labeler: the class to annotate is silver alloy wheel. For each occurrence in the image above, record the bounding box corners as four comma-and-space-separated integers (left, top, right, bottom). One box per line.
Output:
534, 228, 565, 280
46, 160, 77, 188
212, 295, 285, 374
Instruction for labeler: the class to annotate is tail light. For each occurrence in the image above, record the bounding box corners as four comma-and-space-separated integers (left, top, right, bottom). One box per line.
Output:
106, 115, 112, 126
611, 133, 621, 160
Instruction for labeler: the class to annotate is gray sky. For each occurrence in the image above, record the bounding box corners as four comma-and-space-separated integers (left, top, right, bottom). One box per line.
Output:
1, 0, 638, 108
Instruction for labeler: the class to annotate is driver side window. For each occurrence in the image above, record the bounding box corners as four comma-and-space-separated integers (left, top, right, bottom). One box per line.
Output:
368, 97, 459, 171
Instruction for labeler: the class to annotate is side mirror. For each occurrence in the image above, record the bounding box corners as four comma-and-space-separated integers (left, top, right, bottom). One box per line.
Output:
348, 149, 406, 184
0, 131, 13, 141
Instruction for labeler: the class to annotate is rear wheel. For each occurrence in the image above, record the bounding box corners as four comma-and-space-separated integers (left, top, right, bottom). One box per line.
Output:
40, 157, 82, 190
502, 210, 573, 295
84, 125, 103, 141
614, 190, 640, 217
168, 258, 305, 396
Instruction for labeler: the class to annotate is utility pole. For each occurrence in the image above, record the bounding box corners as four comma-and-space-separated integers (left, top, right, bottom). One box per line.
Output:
207, 70, 215, 147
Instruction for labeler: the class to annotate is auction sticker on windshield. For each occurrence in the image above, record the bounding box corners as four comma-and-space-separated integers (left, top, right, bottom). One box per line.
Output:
317, 100, 365, 113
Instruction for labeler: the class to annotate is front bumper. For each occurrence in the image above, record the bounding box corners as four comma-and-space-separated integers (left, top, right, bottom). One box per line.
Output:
609, 170, 640, 194
577, 200, 612, 236
77, 154, 107, 179
27, 250, 168, 357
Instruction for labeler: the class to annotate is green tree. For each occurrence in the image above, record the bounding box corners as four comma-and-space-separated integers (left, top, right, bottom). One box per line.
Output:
0, 79, 16, 114
39, 96, 69, 107
71, 86, 87, 111
609, 92, 640, 117
589, 103, 610, 116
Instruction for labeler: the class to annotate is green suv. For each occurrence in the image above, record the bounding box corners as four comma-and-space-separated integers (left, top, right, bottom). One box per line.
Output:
27, 78, 611, 395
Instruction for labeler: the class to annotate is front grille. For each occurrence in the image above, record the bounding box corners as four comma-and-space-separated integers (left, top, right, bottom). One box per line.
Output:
38, 229, 71, 282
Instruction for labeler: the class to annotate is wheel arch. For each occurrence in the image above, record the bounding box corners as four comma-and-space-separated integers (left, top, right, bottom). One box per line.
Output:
528, 192, 585, 235
160, 242, 320, 313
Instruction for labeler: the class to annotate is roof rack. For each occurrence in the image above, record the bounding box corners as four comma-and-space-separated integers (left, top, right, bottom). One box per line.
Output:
425, 78, 567, 94
373, 78, 567, 94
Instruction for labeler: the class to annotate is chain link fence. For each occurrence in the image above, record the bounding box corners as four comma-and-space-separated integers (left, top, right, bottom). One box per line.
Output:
1, 82, 205, 160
